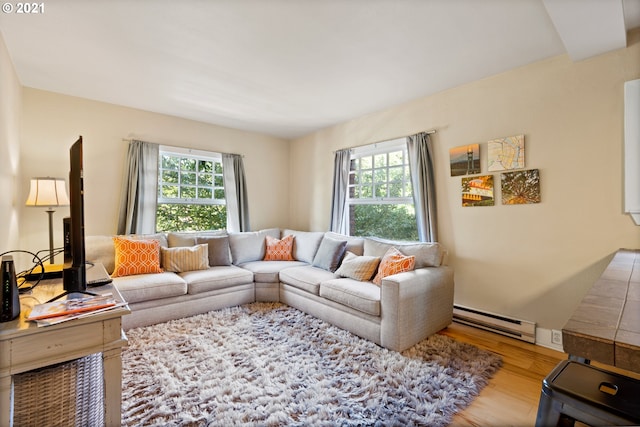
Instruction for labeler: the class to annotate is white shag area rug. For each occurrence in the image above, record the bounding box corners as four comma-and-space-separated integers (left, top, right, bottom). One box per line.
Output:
121, 303, 501, 427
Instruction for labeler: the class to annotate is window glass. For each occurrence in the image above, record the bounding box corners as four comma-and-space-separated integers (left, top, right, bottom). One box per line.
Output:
156, 148, 227, 231
347, 139, 417, 240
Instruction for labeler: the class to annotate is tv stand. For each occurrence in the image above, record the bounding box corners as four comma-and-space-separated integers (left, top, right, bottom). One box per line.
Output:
0, 279, 130, 427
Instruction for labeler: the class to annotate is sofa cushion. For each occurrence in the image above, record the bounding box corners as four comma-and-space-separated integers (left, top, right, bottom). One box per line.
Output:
111, 237, 164, 277
229, 228, 280, 265
312, 235, 347, 272
363, 238, 443, 268
125, 233, 169, 248
334, 251, 380, 282
85, 235, 117, 274
86, 234, 168, 274
240, 260, 307, 283
373, 247, 416, 285
113, 272, 187, 303
283, 229, 325, 264
279, 265, 337, 295
319, 278, 381, 316
264, 235, 295, 261
196, 236, 231, 266
161, 244, 210, 273
324, 232, 365, 256
180, 266, 254, 294
167, 230, 227, 247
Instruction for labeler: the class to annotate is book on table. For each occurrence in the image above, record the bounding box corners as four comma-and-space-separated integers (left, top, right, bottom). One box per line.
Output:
27, 294, 118, 322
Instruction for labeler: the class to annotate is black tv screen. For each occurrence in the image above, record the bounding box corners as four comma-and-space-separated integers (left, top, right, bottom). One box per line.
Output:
63, 136, 87, 293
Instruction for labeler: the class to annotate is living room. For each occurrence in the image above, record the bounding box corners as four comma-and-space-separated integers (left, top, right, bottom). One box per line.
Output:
1, 1, 640, 424
3, 0, 639, 345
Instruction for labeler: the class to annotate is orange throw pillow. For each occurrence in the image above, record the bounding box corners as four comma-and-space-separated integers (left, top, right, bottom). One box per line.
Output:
373, 247, 415, 285
111, 237, 163, 277
263, 234, 295, 261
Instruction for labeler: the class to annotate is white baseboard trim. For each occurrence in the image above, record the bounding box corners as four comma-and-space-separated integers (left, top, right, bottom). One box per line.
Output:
535, 327, 564, 352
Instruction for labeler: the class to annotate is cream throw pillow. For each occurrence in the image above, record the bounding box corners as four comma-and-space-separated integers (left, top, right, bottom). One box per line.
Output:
334, 251, 381, 281
161, 244, 210, 273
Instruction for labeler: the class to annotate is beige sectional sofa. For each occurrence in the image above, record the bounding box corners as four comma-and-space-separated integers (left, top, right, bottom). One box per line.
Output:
85, 228, 454, 352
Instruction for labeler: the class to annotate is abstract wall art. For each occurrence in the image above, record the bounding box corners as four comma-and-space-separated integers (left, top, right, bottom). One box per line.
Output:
501, 169, 540, 205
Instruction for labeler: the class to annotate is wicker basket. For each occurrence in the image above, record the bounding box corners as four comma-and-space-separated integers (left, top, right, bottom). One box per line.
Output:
13, 353, 104, 427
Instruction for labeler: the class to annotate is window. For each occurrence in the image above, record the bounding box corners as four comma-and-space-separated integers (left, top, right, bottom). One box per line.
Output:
156, 147, 226, 231
347, 138, 418, 240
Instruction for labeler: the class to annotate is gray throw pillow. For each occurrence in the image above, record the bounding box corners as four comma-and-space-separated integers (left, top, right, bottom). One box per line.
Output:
312, 236, 347, 272
196, 236, 231, 266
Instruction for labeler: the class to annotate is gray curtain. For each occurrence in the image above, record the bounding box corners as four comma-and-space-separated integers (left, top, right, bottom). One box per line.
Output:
117, 140, 159, 235
222, 153, 250, 232
407, 132, 437, 242
329, 149, 351, 234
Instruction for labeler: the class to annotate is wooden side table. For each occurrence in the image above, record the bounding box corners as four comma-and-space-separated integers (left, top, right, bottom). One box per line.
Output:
0, 281, 130, 427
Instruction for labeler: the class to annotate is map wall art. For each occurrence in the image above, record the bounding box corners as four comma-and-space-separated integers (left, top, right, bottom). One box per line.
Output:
488, 134, 525, 172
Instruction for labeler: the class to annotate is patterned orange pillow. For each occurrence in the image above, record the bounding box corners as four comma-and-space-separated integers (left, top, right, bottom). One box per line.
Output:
263, 234, 295, 261
373, 247, 415, 285
111, 237, 164, 277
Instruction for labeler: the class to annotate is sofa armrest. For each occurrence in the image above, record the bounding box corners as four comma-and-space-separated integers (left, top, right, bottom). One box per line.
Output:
379, 266, 454, 352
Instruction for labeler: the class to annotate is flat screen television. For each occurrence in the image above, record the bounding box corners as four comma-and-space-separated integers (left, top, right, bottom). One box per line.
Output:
62, 136, 87, 294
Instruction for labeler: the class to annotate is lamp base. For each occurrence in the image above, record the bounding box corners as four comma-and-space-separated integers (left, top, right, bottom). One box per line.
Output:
24, 264, 64, 281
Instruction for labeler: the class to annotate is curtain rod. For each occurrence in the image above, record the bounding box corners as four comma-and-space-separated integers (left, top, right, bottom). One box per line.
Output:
333, 129, 436, 154
122, 138, 244, 157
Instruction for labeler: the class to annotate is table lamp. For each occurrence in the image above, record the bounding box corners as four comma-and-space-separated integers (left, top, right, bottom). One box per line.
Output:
25, 177, 70, 275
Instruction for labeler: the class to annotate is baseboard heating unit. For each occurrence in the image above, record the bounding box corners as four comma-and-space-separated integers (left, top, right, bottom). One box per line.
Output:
453, 304, 536, 343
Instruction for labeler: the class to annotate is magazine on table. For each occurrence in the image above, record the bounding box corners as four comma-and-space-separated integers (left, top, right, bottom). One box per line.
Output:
27, 293, 120, 324
33, 301, 129, 327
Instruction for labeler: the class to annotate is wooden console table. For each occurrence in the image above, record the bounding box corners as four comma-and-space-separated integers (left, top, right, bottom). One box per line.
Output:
562, 249, 640, 373
0, 281, 130, 427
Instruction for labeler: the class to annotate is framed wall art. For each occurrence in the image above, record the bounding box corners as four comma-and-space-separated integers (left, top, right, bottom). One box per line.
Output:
450, 144, 480, 176
501, 169, 540, 205
488, 134, 525, 172
462, 175, 494, 207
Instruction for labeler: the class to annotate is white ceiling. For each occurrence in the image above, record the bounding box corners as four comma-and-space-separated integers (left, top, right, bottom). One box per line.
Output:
1, 0, 639, 139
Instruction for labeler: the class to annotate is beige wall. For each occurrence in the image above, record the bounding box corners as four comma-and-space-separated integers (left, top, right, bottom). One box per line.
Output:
18, 89, 291, 257
290, 32, 640, 330
0, 32, 21, 254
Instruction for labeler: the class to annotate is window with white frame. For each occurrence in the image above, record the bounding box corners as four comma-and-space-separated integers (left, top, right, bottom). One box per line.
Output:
347, 138, 418, 240
156, 146, 227, 231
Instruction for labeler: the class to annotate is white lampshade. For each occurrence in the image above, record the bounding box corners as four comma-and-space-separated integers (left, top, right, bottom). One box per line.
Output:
25, 177, 70, 207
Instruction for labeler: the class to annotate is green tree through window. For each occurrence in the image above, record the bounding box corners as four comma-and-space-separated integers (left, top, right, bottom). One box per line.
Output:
348, 139, 418, 240
156, 148, 226, 232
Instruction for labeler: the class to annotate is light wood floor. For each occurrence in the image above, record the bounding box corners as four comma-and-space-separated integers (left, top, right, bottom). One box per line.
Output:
439, 322, 566, 427
442, 323, 640, 426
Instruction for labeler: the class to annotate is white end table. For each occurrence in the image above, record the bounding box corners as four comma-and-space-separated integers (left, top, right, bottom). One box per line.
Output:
0, 281, 130, 427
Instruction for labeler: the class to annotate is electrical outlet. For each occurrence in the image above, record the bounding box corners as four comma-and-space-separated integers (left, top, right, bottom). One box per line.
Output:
551, 329, 562, 345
